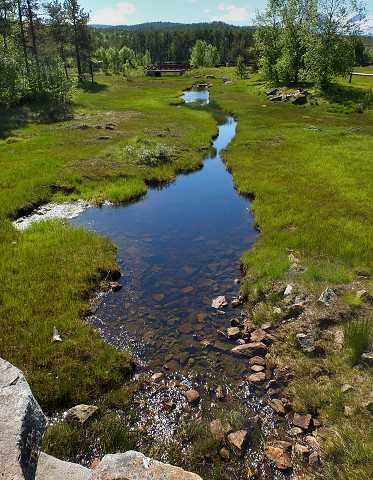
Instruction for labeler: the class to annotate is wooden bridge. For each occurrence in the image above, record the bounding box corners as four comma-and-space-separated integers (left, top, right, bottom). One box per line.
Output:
145, 63, 190, 77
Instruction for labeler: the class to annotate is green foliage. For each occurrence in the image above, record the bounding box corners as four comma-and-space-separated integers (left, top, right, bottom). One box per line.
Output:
235, 55, 249, 79
344, 319, 372, 365
256, 0, 363, 87
190, 40, 220, 67
123, 141, 175, 167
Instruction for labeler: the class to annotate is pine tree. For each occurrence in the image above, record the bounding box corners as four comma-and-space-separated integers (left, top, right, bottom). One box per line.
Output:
236, 55, 249, 79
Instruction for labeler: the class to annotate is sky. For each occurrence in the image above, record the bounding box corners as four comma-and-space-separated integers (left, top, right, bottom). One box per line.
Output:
82, 0, 373, 26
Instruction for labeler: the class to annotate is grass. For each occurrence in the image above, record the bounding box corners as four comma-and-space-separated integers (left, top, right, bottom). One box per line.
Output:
344, 319, 372, 365
1, 67, 373, 478
0, 73, 216, 410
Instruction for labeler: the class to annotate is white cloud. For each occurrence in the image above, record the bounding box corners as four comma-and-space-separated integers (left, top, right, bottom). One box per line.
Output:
211, 3, 250, 23
91, 2, 136, 25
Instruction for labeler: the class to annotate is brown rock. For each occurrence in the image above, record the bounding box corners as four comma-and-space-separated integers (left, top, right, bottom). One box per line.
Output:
250, 329, 266, 342
227, 327, 241, 339
248, 372, 266, 383
209, 419, 232, 441
219, 448, 230, 461
185, 389, 200, 404
294, 443, 310, 456
270, 398, 285, 415
182, 286, 194, 294
178, 323, 193, 334
66, 405, 98, 424
249, 356, 266, 366
293, 413, 312, 430
309, 451, 321, 466
215, 385, 226, 400
265, 446, 292, 470
231, 342, 267, 356
305, 435, 319, 451
196, 313, 207, 323
151, 372, 164, 382
251, 365, 265, 372
152, 293, 165, 302
227, 430, 248, 450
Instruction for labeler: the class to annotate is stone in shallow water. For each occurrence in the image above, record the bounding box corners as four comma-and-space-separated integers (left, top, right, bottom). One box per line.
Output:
212, 296, 228, 309
178, 323, 193, 334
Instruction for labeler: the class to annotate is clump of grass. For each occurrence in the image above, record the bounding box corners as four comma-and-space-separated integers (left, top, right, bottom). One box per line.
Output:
322, 423, 373, 480
343, 292, 363, 307
43, 412, 138, 464
252, 302, 281, 326
123, 140, 175, 167
344, 319, 372, 365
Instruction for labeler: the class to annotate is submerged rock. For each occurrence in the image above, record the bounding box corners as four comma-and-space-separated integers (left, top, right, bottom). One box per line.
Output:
212, 296, 228, 309
36, 452, 91, 480
91, 451, 203, 480
0, 358, 46, 480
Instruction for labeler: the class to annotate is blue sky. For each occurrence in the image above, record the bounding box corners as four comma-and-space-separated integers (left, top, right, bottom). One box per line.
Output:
83, 0, 373, 26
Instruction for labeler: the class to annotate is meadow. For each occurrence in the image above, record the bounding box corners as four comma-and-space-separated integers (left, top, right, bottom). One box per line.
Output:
0, 67, 372, 478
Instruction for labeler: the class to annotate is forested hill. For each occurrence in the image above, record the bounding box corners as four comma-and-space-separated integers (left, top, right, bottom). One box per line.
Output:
91, 22, 255, 64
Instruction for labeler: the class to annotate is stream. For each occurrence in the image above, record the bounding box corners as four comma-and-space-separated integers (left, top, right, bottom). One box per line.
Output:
71, 89, 258, 380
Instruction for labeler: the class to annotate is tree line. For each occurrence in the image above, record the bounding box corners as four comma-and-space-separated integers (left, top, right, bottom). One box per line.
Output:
0, 0, 93, 108
254, 0, 368, 87
93, 22, 255, 66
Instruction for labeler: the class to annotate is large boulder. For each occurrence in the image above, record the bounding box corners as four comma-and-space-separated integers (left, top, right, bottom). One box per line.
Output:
0, 358, 46, 480
35, 453, 91, 480
91, 451, 203, 480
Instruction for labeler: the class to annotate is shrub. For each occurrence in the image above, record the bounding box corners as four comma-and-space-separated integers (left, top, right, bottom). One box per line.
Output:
123, 141, 175, 167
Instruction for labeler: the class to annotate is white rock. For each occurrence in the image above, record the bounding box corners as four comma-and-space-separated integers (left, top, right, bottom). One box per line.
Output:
91, 451, 202, 479
0, 358, 46, 480
212, 296, 228, 309
318, 287, 336, 305
284, 285, 293, 296
52, 326, 62, 342
36, 452, 91, 480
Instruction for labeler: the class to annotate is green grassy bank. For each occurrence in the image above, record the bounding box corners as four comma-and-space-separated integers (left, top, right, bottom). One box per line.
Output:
0, 73, 216, 409
0, 68, 372, 478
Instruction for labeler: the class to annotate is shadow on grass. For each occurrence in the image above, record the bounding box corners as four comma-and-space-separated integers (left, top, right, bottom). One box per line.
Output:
0, 102, 73, 139
78, 80, 108, 93
322, 84, 373, 106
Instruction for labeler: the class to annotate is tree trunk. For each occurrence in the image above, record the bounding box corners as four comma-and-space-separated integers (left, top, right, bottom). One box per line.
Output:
73, 19, 82, 80
16, 0, 29, 76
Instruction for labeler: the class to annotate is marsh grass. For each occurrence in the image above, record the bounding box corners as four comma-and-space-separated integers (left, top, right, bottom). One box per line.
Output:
344, 319, 372, 365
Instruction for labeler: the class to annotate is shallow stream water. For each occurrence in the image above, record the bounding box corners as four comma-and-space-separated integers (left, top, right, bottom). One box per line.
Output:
72, 90, 257, 380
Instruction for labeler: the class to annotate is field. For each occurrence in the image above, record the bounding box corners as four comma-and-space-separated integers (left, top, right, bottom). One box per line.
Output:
0, 68, 372, 477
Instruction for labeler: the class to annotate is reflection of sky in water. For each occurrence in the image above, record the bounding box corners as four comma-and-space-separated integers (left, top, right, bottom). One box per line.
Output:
182, 89, 210, 105
72, 92, 257, 372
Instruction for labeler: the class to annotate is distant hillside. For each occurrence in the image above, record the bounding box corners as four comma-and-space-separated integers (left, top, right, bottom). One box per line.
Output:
91, 21, 255, 31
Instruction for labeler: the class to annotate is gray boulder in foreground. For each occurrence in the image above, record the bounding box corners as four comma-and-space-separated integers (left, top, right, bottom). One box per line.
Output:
0, 358, 46, 480
36, 453, 91, 480
91, 451, 203, 480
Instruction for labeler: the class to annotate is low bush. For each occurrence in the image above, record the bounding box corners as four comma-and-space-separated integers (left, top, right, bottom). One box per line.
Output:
123, 141, 175, 167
